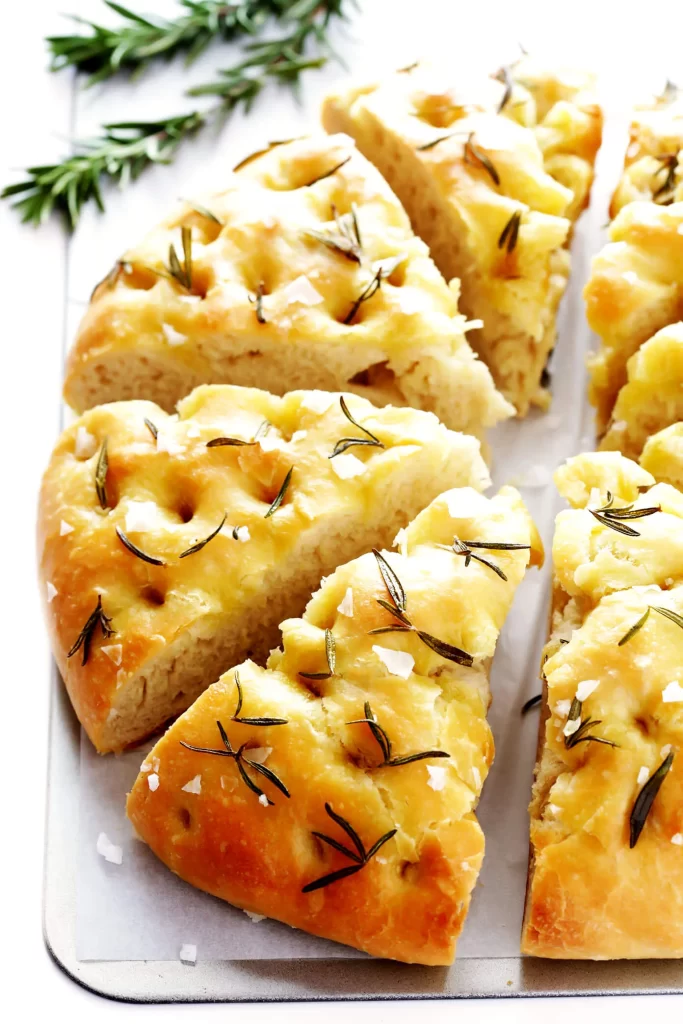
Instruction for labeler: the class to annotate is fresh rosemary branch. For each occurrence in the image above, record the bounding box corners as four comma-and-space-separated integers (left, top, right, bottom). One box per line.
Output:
67, 595, 115, 666
180, 719, 290, 805
630, 751, 674, 848
347, 701, 450, 768
3, 1, 348, 228
47, 1, 289, 86
302, 802, 396, 892
563, 696, 618, 751
329, 395, 384, 458
440, 536, 530, 582
589, 491, 661, 538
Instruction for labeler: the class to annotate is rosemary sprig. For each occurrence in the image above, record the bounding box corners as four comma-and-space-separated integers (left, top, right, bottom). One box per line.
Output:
589, 491, 661, 538
347, 701, 450, 768
464, 133, 500, 186
4, 2, 348, 228
443, 537, 531, 582
302, 157, 351, 188
46, 1, 288, 86
304, 203, 363, 263
180, 720, 290, 805
493, 65, 514, 113
563, 696, 619, 750
300, 629, 336, 680
95, 438, 109, 509
367, 549, 473, 666
248, 282, 267, 324
232, 670, 288, 726
301, 803, 396, 892
206, 418, 271, 447
630, 751, 674, 848
166, 225, 193, 290
116, 525, 166, 566
619, 602, 683, 646
143, 417, 158, 441
416, 132, 459, 152
329, 395, 385, 458
178, 513, 227, 558
652, 153, 678, 204
342, 255, 405, 325
91, 257, 131, 297
521, 693, 542, 715
67, 595, 115, 666
498, 210, 522, 254
183, 200, 222, 225
264, 467, 293, 518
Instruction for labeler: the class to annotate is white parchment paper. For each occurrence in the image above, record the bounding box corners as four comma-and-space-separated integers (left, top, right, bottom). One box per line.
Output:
69, 1, 651, 962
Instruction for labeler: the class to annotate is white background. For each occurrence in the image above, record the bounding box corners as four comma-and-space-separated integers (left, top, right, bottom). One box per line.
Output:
3, 0, 683, 1018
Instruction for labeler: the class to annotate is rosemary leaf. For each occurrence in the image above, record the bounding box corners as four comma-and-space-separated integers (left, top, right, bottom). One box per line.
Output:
206, 436, 257, 447
183, 200, 223, 225
232, 670, 288, 726
372, 548, 406, 612
232, 138, 305, 172
304, 203, 362, 263
143, 417, 158, 441
303, 156, 351, 188
264, 467, 293, 518
254, 419, 272, 441
494, 65, 514, 113
416, 132, 459, 152
630, 751, 675, 848
248, 282, 267, 323
301, 863, 363, 893
464, 132, 500, 186
618, 607, 651, 646
324, 802, 366, 861
95, 437, 109, 509
242, 753, 291, 798
300, 628, 336, 680
180, 718, 290, 803
343, 266, 383, 324
311, 831, 363, 863
115, 525, 166, 566
178, 513, 227, 558
416, 629, 474, 666
67, 595, 115, 666
521, 693, 542, 714
330, 395, 384, 457
652, 605, 683, 631
498, 210, 522, 253
302, 802, 397, 892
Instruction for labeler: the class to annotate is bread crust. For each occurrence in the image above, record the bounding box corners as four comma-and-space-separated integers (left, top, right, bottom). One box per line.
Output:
523, 452, 683, 959
322, 59, 602, 415
128, 486, 542, 964
63, 134, 511, 438
38, 385, 492, 753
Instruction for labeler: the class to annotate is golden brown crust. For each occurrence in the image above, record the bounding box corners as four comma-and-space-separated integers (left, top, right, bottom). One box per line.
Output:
128, 486, 542, 964
322, 58, 602, 415
38, 385, 491, 753
523, 453, 683, 959
63, 134, 511, 437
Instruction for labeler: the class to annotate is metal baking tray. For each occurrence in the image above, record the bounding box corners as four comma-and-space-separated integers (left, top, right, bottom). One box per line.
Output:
44, 667, 683, 1002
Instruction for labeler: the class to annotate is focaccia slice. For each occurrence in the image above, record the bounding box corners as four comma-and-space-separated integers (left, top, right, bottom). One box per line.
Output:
38, 385, 490, 754
127, 485, 542, 965
600, 322, 683, 459
523, 452, 683, 959
610, 83, 683, 217
641, 421, 683, 489
63, 134, 511, 438
584, 201, 683, 434
322, 58, 602, 414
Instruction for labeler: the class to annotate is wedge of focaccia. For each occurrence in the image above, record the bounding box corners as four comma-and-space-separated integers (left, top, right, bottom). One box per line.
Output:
599, 322, 683, 459
127, 485, 542, 965
584, 201, 683, 434
322, 58, 602, 414
523, 452, 683, 959
641, 421, 683, 489
610, 83, 683, 218
38, 385, 491, 754
63, 134, 512, 439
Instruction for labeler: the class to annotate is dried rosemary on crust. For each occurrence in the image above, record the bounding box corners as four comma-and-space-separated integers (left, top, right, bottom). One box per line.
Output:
440, 536, 530, 582
589, 491, 661, 538
347, 701, 450, 768
300, 629, 336, 680
180, 720, 290, 805
301, 802, 397, 892
94, 437, 109, 509
329, 396, 384, 458
618, 604, 683, 645
231, 670, 288, 727
563, 696, 619, 750
630, 751, 674, 848
264, 467, 293, 518
67, 595, 115, 666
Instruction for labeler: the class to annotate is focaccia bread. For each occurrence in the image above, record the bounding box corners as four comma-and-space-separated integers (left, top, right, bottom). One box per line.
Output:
523, 452, 683, 959
38, 384, 490, 754
641, 421, 683, 489
584, 201, 683, 434
63, 133, 512, 438
600, 321, 683, 459
127, 485, 542, 964
610, 83, 683, 217
322, 58, 602, 414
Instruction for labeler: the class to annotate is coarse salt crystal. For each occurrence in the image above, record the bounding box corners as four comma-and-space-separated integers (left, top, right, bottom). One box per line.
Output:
372, 645, 414, 679
671, 833, 683, 846
637, 766, 650, 785
179, 944, 197, 964
101, 644, 122, 666
576, 679, 600, 701
258, 434, 286, 452
291, 430, 308, 442
148, 773, 159, 792
463, 318, 484, 332
283, 275, 324, 306
301, 391, 335, 414
140, 756, 159, 773
246, 747, 271, 764
60, 519, 74, 535
125, 500, 159, 533
258, 793, 269, 807
182, 774, 202, 794
337, 587, 354, 617
161, 322, 187, 346
235, 526, 250, 543
395, 290, 424, 315
426, 765, 446, 791
548, 804, 561, 816
96, 832, 123, 865
662, 680, 683, 703
661, 744, 672, 758
555, 699, 571, 717
331, 453, 366, 479
186, 425, 201, 438
444, 487, 490, 519
622, 271, 638, 285
46, 582, 58, 603
472, 766, 482, 789
74, 426, 97, 459
563, 717, 581, 738
179, 294, 201, 304
244, 910, 267, 922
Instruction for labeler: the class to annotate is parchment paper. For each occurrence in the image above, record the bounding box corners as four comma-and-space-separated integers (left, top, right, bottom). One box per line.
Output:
73, 44, 635, 963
